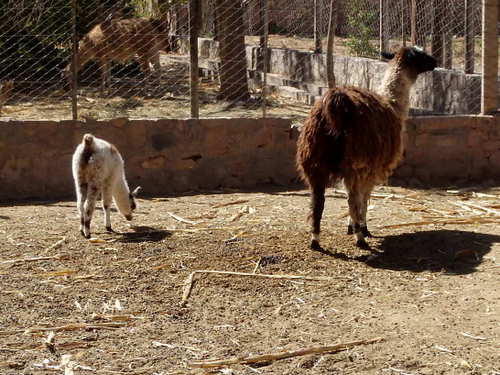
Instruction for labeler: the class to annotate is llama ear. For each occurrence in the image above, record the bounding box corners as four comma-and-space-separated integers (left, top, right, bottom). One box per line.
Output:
131, 186, 142, 197
381, 51, 395, 60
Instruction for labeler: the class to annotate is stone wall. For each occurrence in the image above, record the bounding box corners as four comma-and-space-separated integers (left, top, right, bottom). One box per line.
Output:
189, 38, 482, 114
1, 115, 499, 201
0, 118, 297, 201
392, 115, 500, 187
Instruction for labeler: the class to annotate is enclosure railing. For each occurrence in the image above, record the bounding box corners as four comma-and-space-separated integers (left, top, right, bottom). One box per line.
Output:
0, 0, 496, 121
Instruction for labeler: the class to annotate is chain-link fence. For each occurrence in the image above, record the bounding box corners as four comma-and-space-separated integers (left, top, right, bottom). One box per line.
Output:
0, 0, 493, 120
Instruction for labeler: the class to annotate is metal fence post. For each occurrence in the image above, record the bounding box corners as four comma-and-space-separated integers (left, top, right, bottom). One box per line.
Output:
481, 0, 498, 114
189, 0, 201, 119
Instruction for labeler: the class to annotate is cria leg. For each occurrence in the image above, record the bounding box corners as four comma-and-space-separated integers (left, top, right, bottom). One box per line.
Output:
102, 184, 113, 232
77, 183, 88, 236
82, 186, 99, 239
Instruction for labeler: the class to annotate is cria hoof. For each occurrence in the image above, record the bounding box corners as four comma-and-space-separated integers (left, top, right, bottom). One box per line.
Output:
310, 240, 323, 251
106, 226, 113, 232
361, 226, 373, 238
356, 239, 370, 250
347, 225, 354, 235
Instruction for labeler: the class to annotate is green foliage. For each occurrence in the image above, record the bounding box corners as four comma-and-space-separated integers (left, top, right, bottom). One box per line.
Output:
344, 0, 378, 58
0, 0, 71, 80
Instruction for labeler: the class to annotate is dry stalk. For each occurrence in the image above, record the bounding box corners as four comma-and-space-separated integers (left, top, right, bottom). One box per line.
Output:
1, 254, 67, 265
42, 237, 66, 254
458, 201, 500, 216
188, 337, 384, 368
167, 212, 198, 225
0, 322, 128, 336
212, 199, 249, 208
181, 270, 342, 306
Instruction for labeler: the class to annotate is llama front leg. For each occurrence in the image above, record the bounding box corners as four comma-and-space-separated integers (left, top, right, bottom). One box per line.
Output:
82, 186, 99, 239
102, 185, 113, 232
347, 187, 369, 249
359, 187, 374, 238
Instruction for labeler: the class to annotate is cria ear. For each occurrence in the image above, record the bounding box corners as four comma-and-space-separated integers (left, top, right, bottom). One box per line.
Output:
131, 186, 142, 197
381, 51, 395, 60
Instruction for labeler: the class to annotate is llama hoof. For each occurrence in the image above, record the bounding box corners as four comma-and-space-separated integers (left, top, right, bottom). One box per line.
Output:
310, 240, 323, 251
361, 226, 373, 237
106, 226, 114, 232
356, 239, 370, 250
347, 225, 354, 235
84, 233, 91, 239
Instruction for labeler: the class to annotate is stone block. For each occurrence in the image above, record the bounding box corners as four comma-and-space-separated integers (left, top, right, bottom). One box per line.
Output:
489, 150, 500, 170
141, 155, 166, 169
110, 117, 128, 128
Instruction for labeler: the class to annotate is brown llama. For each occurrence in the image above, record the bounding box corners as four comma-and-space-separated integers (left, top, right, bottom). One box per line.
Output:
64, 17, 172, 94
296, 46, 437, 250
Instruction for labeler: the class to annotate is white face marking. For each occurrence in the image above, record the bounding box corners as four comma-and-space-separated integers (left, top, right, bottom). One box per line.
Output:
413, 45, 424, 52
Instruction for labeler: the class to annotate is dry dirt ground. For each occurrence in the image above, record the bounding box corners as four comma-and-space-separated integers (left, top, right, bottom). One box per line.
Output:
1, 185, 499, 375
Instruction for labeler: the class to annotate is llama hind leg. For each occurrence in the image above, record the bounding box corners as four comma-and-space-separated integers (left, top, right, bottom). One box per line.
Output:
307, 172, 329, 250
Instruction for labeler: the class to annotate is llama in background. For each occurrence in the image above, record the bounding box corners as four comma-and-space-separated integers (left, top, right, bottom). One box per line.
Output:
296, 46, 437, 250
64, 17, 172, 93
72, 133, 141, 238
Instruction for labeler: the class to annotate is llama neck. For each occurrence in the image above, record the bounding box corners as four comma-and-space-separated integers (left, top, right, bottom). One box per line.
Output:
113, 174, 131, 215
379, 64, 416, 118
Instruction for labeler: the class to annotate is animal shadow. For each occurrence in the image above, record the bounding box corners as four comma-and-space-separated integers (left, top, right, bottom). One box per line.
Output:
116, 225, 171, 243
368, 229, 500, 274
0, 215, 9, 219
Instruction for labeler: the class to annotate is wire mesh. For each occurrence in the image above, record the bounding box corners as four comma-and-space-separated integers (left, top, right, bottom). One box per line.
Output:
0, 0, 493, 120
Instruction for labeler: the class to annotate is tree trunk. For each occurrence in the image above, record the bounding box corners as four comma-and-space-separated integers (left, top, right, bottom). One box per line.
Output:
431, 0, 443, 65
215, 0, 250, 101
410, 0, 425, 48
326, 0, 337, 89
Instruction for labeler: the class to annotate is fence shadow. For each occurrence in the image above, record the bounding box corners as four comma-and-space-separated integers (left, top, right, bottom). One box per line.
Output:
316, 229, 499, 275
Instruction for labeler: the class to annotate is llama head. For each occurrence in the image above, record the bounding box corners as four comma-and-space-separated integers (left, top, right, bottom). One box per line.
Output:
123, 186, 142, 221
382, 46, 437, 77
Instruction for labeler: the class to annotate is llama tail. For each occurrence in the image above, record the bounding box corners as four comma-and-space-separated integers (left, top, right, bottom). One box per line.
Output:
81, 134, 95, 165
82, 134, 94, 149
318, 89, 354, 173
321, 89, 356, 135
